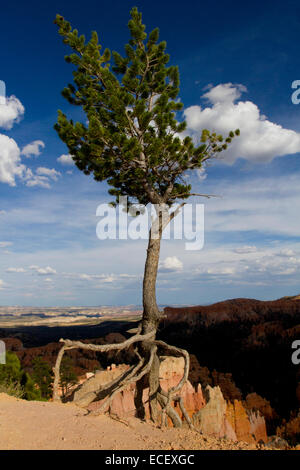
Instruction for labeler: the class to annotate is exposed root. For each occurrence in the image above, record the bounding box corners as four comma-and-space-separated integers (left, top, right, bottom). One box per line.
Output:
52, 326, 155, 402
52, 328, 192, 430
88, 345, 157, 416
157, 390, 182, 428
175, 396, 197, 431
74, 347, 145, 408
154, 340, 192, 429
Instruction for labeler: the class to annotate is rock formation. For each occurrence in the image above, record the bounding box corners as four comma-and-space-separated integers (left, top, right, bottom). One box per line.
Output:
82, 357, 267, 443
73, 364, 130, 407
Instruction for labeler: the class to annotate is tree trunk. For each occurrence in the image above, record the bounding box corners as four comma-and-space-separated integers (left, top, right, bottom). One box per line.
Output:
137, 213, 163, 422
142, 234, 162, 332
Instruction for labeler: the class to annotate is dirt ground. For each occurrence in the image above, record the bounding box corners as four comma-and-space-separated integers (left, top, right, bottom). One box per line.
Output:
0, 393, 260, 450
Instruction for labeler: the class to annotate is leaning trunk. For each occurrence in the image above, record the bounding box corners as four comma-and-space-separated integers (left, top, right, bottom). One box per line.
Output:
142, 234, 162, 332
137, 216, 163, 422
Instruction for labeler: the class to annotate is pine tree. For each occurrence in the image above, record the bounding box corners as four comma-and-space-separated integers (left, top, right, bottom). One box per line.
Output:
59, 357, 77, 398
53, 7, 238, 425
0, 352, 43, 400
0, 351, 22, 383
32, 356, 53, 399
0, 351, 24, 398
21, 372, 44, 401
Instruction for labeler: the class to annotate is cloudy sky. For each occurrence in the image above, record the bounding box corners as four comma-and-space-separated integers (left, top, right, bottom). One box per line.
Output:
1, 0, 300, 306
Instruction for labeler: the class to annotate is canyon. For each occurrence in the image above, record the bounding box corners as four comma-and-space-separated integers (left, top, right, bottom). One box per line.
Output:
1, 295, 300, 445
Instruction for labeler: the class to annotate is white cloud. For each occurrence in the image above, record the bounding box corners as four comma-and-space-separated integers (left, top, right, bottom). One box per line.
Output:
234, 245, 257, 254
203, 83, 247, 105
0, 93, 57, 189
197, 167, 207, 181
23, 169, 51, 189
278, 248, 295, 257
0, 95, 24, 129
0, 279, 5, 289
6, 267, 26, 273
184, 83, 300, 163
29, 265, 57, 275
206, 266, 236, 275
36, 167, 61, 181
101, 275, 115, 283
57, 154, 75, 166
0, 137, 56, 188
21, 140, 45, 158
76, 272, 136, 284
204, 174, 300, 237
22, 167, 61, 189
0, 134, 25, 186
159, 256, 183, 272
79, 273, 93, 281
252, 251, 300, 276
0, 241, 13, 248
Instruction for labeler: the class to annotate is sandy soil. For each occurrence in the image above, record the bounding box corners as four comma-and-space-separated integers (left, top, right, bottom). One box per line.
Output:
0, 393, 259, 450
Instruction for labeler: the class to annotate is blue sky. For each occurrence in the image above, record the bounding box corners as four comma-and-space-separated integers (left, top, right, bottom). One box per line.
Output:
1, 0, 300, 306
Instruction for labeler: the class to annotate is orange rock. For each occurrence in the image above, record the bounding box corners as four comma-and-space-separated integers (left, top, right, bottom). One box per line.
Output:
248, 410, 268, 443
85, 357, 268, 445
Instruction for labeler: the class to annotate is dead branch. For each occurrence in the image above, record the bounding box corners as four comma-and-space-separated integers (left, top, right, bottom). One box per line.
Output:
171, 193, 221, 200
52, 344, 74, 402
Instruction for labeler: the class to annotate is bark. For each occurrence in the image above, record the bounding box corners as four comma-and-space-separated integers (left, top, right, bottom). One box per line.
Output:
142, 234, 162, 329
53, 345, 67, 402
138, 209, 165, 421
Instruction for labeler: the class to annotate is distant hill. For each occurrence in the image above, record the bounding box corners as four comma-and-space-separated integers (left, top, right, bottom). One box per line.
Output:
278, 294, 300, 301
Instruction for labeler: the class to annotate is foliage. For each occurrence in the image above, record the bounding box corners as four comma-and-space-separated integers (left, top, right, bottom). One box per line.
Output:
60, 356, 78, 397
0, 351, 22, 383
277, 413, 300, 446
54, 7, 238, 209
0, 352, 46, 401
0, 378, 24, 398
21, 372, 44, 401
32, 356, 54, 399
